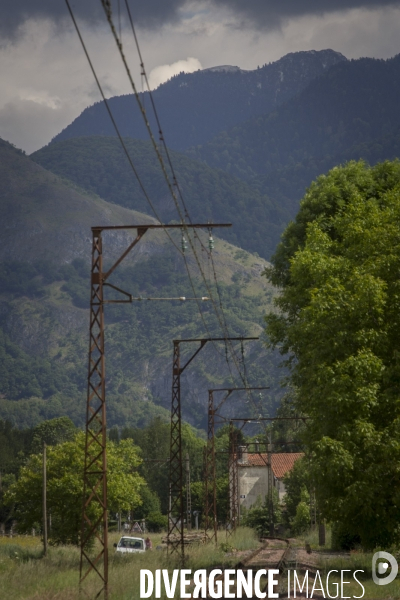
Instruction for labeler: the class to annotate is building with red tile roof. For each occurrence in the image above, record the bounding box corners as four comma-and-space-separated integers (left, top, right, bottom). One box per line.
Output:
234, 449, 304, 512
245, 452, 304, 478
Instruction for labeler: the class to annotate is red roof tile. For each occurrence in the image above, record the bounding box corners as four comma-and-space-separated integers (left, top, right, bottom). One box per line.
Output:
272, 453, 304, 478
240, 452, 304, 478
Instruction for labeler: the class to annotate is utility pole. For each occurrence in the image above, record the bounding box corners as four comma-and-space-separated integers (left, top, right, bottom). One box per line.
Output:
43, 443, 47, 556
226, 416, 308, 537
227, 421, 238, 537
80, 223, 231, 598
267, 430, 274, 537
186, 453, 191, 532
168, 337, 257, 564
205, 386, 268, 544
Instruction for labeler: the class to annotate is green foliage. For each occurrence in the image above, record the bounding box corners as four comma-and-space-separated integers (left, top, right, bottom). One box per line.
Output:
282, 458, 310, 527
4, 433, 144, 545
133, 485, 161, 520
291, 500, 311, 536
331, 522, 361, 551
0, 420, 32, 473
0, 329, 79, 401
32, 137, 279, 258
146, 511, 168, 533
190, 477, 229, 524
265, 160, 400, 549
30, 417, 76, 453
122, 417, 206, 513
241, 489, 281, 537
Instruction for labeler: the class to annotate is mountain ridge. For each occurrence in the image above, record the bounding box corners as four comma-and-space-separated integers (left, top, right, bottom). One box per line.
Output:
194, 54, 400, 180
50, 49, 346, 152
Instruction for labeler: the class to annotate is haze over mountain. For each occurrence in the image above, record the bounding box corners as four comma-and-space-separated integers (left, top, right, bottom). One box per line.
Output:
51, 50, 346, 152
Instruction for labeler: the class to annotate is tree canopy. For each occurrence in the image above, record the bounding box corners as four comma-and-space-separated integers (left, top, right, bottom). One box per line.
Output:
5, 433, 144, 545
265, 160, 400, 548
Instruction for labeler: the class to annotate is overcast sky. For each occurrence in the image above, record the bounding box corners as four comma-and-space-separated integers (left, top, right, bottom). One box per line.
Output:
1, 0, 400, 153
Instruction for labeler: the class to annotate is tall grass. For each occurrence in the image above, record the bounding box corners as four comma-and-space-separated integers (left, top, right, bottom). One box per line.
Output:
0, 528, 259, 599
296, 524, 332, 549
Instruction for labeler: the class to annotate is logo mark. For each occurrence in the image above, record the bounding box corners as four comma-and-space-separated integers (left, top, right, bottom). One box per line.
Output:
372, 551, 398, 585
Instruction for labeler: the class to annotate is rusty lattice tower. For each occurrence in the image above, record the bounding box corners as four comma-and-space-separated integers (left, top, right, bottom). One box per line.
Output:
80, 223, 231, 598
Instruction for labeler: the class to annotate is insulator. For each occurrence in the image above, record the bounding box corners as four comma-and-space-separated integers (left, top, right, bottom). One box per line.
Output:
208, 234, 214, 252
181, 232, 188, 253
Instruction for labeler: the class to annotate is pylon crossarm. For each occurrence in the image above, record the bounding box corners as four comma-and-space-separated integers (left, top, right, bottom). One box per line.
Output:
103, 230, 147, 281
180, 340, 208, 373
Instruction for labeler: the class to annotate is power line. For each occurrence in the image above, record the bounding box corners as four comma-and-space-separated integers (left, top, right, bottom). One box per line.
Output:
66, 0, 266, 419
64, 0, 181, 258
101, 1, 262, 400
64, 0, 228, 363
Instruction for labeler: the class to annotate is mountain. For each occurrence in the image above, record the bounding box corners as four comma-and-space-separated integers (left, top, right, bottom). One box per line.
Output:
51, 50, 346, 152
33, 55, 400, 262
0, 139, 280, 429
187, 54, 400, 225
31, 136, 284, 259
195, 54, 400, 179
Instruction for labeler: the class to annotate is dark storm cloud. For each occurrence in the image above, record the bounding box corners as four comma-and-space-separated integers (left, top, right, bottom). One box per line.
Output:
0, 0, 187, 39
214, 0, 400, 29
2, 0, 400, 39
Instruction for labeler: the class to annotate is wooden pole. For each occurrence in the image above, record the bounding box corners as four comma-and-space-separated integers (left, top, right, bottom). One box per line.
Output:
43, 443, 47, 556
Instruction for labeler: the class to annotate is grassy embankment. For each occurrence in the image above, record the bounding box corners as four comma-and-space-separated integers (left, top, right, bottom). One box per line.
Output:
0, 528, 258, 600
317, 553, 400, 600
291, 526, 400, 599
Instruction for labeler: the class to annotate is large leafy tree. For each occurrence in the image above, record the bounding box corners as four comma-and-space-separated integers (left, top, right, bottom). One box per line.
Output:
265, 160, 400, 548
5, 433, 144, 545
122, 417, 205, 513
30, 416, 76, 453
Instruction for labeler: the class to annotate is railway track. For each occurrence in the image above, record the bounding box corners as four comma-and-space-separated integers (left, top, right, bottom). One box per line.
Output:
203, 537, 290, 599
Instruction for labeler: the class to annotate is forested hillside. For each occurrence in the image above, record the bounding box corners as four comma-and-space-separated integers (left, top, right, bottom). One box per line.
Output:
195, 55, 400, 179
33, 55, 400, 265
32, 137, 283, 258
0, 139, 280, 429
52, 50, 346, 151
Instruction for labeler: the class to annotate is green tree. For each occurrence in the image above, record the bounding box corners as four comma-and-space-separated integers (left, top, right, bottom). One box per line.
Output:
5, 432, 144, 545
30, 417, 76, 453
265, 160, 400, 549
282, 457, 310, 528
291, 487, 311, 535
122, 417, 205, 513
134, 485, 161, 520
241, 489, 281, 537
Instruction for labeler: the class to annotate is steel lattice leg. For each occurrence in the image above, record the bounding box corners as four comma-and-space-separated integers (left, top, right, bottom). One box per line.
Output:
204, 391, 217, 543
168, 342, 185, 564
227, 423, 238, 537
80, 229, 108, 599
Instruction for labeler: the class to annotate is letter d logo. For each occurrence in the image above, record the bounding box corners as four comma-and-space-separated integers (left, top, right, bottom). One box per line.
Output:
372, 551, 398, 585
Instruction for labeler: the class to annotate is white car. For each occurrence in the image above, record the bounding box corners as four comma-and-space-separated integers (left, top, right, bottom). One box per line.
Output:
114, 536, 146, 554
